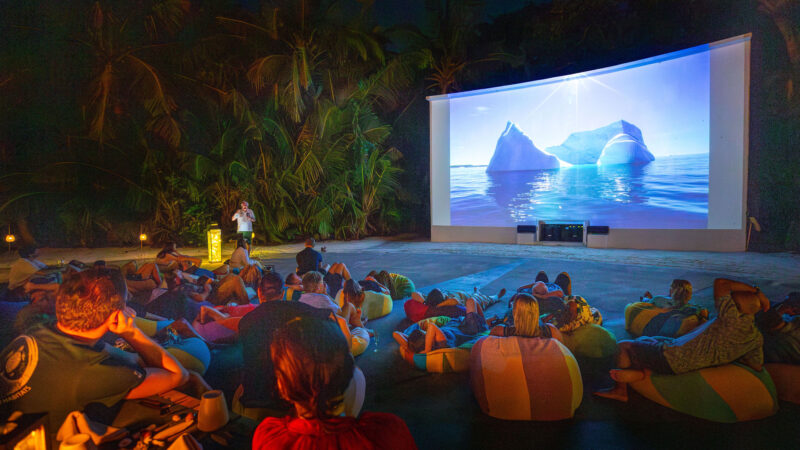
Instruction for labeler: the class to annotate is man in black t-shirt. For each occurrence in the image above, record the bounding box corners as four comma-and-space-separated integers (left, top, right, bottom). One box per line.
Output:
295, 238, 325, 276
0, 269, 189, 430
238, 272, 330, 412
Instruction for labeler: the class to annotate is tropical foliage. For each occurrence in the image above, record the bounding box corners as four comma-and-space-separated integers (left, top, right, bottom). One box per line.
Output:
0, 0, 797, 250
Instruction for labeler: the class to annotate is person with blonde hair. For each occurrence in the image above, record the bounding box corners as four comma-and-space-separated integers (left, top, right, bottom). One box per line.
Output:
642, 279, 693, 308
489, 293, 563, 340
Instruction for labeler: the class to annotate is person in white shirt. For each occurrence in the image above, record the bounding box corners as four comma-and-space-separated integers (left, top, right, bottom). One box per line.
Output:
232, 201, 256, 251
230, 238, 263, 271
8, 246, 58, 292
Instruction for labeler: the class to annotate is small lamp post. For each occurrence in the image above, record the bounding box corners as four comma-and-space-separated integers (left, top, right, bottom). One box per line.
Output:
5, 225, 15, 253
207, 224, 222, 263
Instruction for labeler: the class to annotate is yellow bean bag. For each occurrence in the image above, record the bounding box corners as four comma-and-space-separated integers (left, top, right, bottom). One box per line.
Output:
629, 363, 778, 422
624, 302, 707, 338
764, 363, 800, 404
335, 290, 393, 320
469, 336, 583, 421
335, 316, 369, 356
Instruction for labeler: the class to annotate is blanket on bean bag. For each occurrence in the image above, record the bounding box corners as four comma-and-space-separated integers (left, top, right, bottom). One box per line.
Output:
540, 295, 603, 332
628, 363, 778, 423
625, 301, 708, 338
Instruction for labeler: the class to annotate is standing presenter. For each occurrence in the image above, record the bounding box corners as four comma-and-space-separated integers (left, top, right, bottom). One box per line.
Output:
232, 201, 256, 251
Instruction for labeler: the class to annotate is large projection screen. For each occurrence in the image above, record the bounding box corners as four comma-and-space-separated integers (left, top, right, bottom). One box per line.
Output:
429, 34, 750, 251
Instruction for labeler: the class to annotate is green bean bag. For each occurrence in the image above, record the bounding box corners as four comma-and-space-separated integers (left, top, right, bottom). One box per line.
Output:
629, 363, 778, 423
389, 273, 416, 300
561, 324, 617, 360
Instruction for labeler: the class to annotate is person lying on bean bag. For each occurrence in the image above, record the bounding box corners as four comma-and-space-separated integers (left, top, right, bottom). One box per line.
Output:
404, 288, 506, 323
396, 297, 489, 354
756, 295, 800, 365
518, 271, 571, 296
595, 278, 769, 402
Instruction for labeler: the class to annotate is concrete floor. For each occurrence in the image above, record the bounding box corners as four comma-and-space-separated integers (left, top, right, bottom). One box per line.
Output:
242, 243, 799, 450
3, 240, 800, 448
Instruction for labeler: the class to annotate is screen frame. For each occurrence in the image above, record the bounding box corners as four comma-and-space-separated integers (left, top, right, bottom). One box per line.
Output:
428, 34, 751, 251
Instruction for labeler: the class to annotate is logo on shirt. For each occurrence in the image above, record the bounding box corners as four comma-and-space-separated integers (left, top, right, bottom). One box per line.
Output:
0, 335, 38, 404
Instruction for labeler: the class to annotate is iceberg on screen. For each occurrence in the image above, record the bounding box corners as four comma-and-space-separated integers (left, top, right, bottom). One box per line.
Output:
486, 122, 561, 172
545, 120, 654, 166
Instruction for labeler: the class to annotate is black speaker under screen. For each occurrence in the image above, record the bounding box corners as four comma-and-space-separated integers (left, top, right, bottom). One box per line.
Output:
587, 225, 610, 235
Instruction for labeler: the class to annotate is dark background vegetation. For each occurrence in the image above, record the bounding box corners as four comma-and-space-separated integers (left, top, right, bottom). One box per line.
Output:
1, 0, 798, 251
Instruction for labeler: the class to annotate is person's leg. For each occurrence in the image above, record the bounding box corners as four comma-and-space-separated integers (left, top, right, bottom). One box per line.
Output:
594, 341, 645, 402
126, 278, 157, 295
212, 264, 229, 277
138, 262, 162, 285
535, 271, 549, 283
215, 274, 249, 305
121, 261, 138, 277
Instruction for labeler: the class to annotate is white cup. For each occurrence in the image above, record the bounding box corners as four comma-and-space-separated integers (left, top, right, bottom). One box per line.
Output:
197, 390, 229, 432
59, 433, 96, 450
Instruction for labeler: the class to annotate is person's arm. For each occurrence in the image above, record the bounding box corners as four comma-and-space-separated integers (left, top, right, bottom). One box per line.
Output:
232, 210, 239, 221
108, 310, 189, 398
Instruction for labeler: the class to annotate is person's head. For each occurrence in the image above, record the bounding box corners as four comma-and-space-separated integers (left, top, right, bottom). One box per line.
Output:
236, 238, 247, 250
196, 275, 211, 287
271, 317, 354, 419
286, 272, 302, 286
18, 246, 39, 259
425, 288, 445, 307
157, 241, 177, 258
342, 279, 364, 308
669, 279, 693, 306
511, 293, 540, 337
302, 271, 325, 294
304, 237, 315, 248
241, 201, 249, 211
407, 329, 426, 353
56, 268, 126, 334
755, 309, 784, 332
258, 271, 285, 303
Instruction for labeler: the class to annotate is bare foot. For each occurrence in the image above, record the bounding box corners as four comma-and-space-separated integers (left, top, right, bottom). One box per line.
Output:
594, 383, 629, 402
610, 369, 645, 383
497, 288, 507, 299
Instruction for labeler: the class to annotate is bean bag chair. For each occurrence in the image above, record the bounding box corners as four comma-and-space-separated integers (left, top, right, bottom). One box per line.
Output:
395, 316, 486, 373
561, 324, 618, 360
389, 273, 416, 300
764, 363, 800, 404
628, 363, 778, 423
335, 290, 393, 320
625, 302, 708, 338
470, 336, 583, 420
403, 297, 466, 323
133, 317, 212, 374
165, 337, 212, 375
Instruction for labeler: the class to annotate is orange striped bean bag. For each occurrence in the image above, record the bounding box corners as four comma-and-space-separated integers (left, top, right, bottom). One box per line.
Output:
470, 336, 583, 421
629, 363, 778, 422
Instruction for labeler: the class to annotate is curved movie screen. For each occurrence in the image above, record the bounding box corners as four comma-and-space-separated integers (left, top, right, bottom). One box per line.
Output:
449, 49, 710, 229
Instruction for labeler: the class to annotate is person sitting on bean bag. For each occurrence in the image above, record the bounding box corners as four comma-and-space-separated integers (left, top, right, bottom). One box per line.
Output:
252, 317, 417, 449
340, 280, 371, 341
398, 297, 489, 354
756, 294, 800, 365
595, 278, 769, 402
488, 293, 563, 341
641, 279, 693, 308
